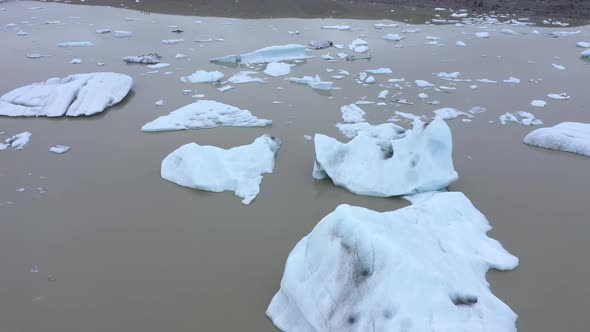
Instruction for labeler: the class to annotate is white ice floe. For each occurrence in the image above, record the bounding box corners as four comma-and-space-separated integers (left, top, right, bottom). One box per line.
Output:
531, 100, 546, 107
70, 58, 81, 64
210, 44, 308, 64
58, 41, 94, 47
180, 70, 224, 83
321, 25, 351, 31
581, 49, 590, 58
364, 68, 392, 75
401, 29, 421, 33
456, 40, 467, 46
288, 75, 333, 91
49, 145, 70, 154
378, 90, 389, 99
499, 112, 542, 126
503, 77, 520, 84
383, 33, 403, 41
576, 42, 590, 48
4, 132, 32, 150
267, 191, 518, 332
374, 23, 398, 29
340, 104, 366, 123
218, 86, 233, 92
264, 62, 294, 77
0, 73, 132, 117
552, 31, 581, 37
547, 93, 570, 100
308, 40, 333, 50
433, 107, 474, 120
415, 80, 435, 88
228, 71, 264, 84
142, 100, 270, 132
552, 64, 566, 70
123, 53, 161, 64
162, 38, 184, 44
155, 100, 164, 106
313, 118, 457, 196
146, 63, 170, 69
477, 79, 497, 84
96, 28, 111, 34
501, 29, 518, 35
523, 122, 590, 156
436, 72, 460, 79
336, 122, 405, 140
114, 30, 133, 38
418, 93, 429, 99
175, 53, 188, 59
348, 39, 369, 53
475, 32, 490, 38
161, 135, 280, 204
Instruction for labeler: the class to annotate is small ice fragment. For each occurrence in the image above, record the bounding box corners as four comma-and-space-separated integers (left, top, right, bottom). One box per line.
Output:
378, 90, 389, 99
180, 70, 224, 83
531, 100, 546, 107
364, 68, 392, 75
321, 25, 351, 31
436, 72, 460, 79
155, 100, 164, 106
308, 40, 333, 50
96, 28, 111, 34
433, 107, 474, 120
70, 58, 81, 64
475, 32, 490, 38
114, 30, 133, 38
340, 104, 366, 123
503, 77, 520, 84
228, 71, 264, 84
470, 85, 478, 89
499, 113, 520, 125
49, 145, 70, 154
304, 135, 312, 141
217, 86, 233, 92
288, 75, 333, 91
456, 41, 466, 46
175, 53, 188, 59
16, 188, 25, 192
547, 93, 570, 100
162, 38, 185, 44
123, 53, 161, 64
31, 265, 39, 273
146, 63, 170, 69
365, 76, 376, 84
374, 23, 398, 29
582, 49, 590, 58
264, 62, 294, 77
6, 132, 32, 150
348, 39, 369, 53
58, 41, 94, 47
418, 93, 429, 99
415, 80, 434, 88
477, 79, 497, 84
383, 33, 403, 41
576, 42, 590, 48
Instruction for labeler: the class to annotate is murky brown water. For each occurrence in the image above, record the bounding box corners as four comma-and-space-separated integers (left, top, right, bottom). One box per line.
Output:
1, 2, 590, 332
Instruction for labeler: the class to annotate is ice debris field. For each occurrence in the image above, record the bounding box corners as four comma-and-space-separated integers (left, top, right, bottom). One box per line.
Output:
1, 2, 590, 331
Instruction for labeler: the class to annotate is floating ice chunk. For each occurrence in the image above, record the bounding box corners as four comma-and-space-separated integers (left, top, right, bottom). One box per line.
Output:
321, 25, 351, 31
123, 53, 161, 64
523, 122, 590, 156
503, 77, 520, 83
433, 107, 474, 120
531, 100, 546, 107
96, 28, 111, 34
435, 7, 446, 10
501, 29, 518, 35
469, 106, 487, 114
415, 79, 434, 88
155, 100, 164, 106
552, 64, 566, 70
49, 145, 70, 154
146, 63, 170, 69
499, 113, 520, 125
576, 42, 590, 48
451, 12, 468, 18
402, 29, 421, 33
218, 85, 233, 92
161, 135, 280, 204
45, 20, 61, 24
26, 53, 51, 59
58, 41, 94, 47
418, 93, 429, 99
5, 132, 32, 150
470, 85, 478, 89
211, 44, 308, 64
425, 36, 440, 40
321, 53, 334, 60
340, 104, 366, 123
336, 122, 405, 140
456, 40, 467, 46
348, 39, 368, 53
364, 68, 392, 75
288, 75, 333, 91
382, 33, 403, 41
194, 36, 224, 43
304, 135, 312, 141
374, 23, 398, 29
308, 40, 333, 50
436, 72, 460, 79
475, 31, 490, 38
378, 90, 389, 99
228, 71, 264, 84
552, 30, 581, 37
114, 30, 133, 38
0, 73, 132, 117
162, 38, 184, 44
175, 53, 188, 59
477, 79, 498, 84
547, 93, 570, 100
264, 62, 294, 77
580, 49, 590, 58
267, 192, 518, 332
70, 58, 81, 64
517, 111, 543, 126
313, 118, 457, 196
365, 76, 376, 84
142, 100, 270, 132
180, 70, 224, 83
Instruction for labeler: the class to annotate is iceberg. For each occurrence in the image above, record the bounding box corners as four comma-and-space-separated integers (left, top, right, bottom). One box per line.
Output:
161, 134, 281, 204
210, 44, 308, 64
313, 118, 458, 197
264, 62, 294, 77
0, 73, 132, 117
523, 122, 590, 156
58, 41, 94, 47
340, 104, 366, 123
5, 132, 32, 150
228, 71, 264, 84
180, 70, 224, 83
288, 75, 333, 91
123, 53, 162, 64
141, 100, 271, 132
267, 192, 518, 332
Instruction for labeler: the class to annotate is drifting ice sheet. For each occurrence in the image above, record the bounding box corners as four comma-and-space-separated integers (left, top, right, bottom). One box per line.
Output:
142, 100, 271, 132
181, 70, 224, 83
523, 122, 590, 156
264, 62, 294, 77
267, 191, 518, 332
5, 132, 32, 150
161, 135, 281, 204
210, 44, 308, 64
58, 41, 94, 47
0, 73, 132, 117
313, 118, 458, 197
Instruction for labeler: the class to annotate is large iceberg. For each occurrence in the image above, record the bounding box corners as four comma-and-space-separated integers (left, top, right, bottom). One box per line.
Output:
141, 100, 271, 132
0, 73, 132, 117
161, 135, 281, 204
267, 192, 518, 332
210, 44, 309, 64
313, 118, 458, 197
523, 122, 590, 156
